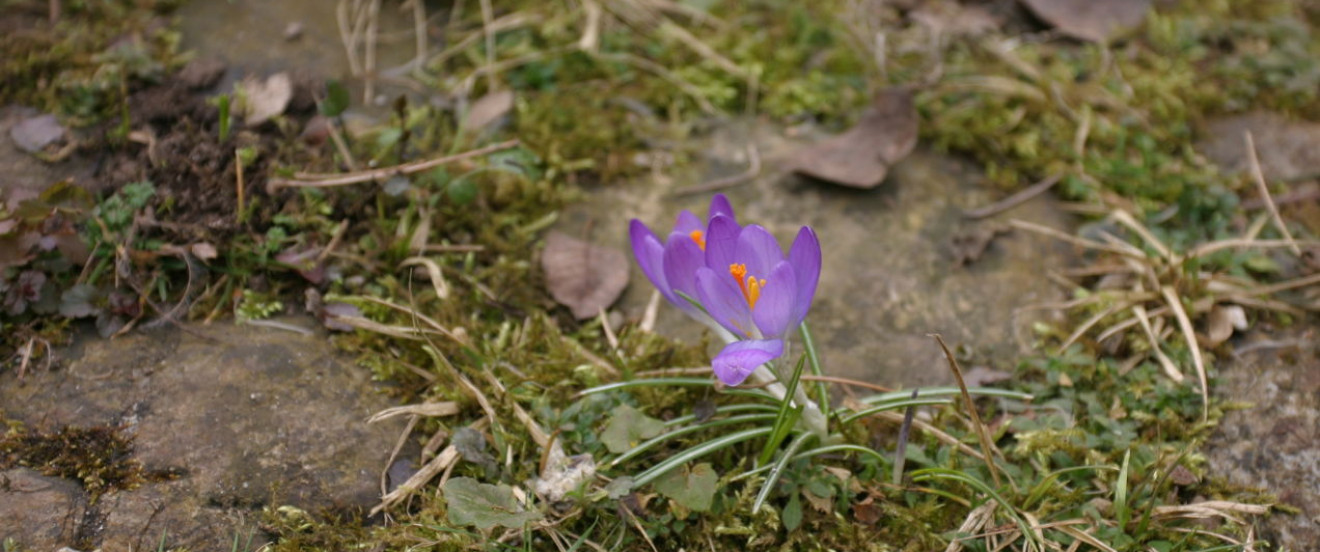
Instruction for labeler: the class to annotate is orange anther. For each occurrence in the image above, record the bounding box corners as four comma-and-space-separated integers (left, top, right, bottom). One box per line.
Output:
689, 230, 706, 250
729, 264, 764, 309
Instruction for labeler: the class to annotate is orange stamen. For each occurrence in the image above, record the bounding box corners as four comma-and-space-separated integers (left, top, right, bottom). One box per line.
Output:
729, 264, 765, 309
689, 230, 706, 250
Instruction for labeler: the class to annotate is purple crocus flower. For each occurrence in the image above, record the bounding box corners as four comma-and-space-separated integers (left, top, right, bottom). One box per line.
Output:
697, 221, 820, 385
629, 195, 821, 387
629, 194, 736, 317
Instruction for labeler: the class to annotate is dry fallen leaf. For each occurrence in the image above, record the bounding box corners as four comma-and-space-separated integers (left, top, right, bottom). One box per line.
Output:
463, 90, 515, 132
542, 231, 629, 319
910, 1, 1000, 37
242, 72, 293, 127
1197, 112, 1320, 183
1019, 0, 1151, 43
787, 88, 918, 188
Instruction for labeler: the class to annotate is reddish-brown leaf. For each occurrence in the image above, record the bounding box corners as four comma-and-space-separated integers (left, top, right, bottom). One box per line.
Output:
1019, 0, 1151, 43
787, 88, 918, 189
542, 231, 629, 319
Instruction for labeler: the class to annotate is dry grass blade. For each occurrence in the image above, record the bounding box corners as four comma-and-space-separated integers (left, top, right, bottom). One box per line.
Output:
640, 289, 661, 333
353, 295, 468, 344
1188, 238, 1320, 259
1052, 525, 1117, 552
372, 444, 459, 515
1160, 286, 1208, 421
369, 402, 460, 422
1243, 131, 1301, 256
1110, 210, 1171, 261
1056, 300, 1127, 353
562, 336, 620, 376
1131, 304, 1183, 382
400, 257, 451, 300
871, 411, 987, 462
267, 139, 521, 191
944, 502, 997, 552
932, 334, 1004, 489
1009, 219, 1146, 258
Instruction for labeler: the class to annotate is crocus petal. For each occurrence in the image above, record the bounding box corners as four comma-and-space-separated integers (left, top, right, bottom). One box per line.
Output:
736, 225, 785, 277
712, 339, 783, 386
704, 214, 741, 273
629, 220, 671, 300
787, 226, 821, 326
662, 232, 705, 307
696, 266, 753, 337
707, 194, 735, 222
674, 210, 703, 236
752, 261, 797, 338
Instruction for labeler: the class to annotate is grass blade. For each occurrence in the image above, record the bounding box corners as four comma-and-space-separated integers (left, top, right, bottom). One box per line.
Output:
752, 431, 816, 513
632, 426, 773, 488
757, 354, 808, 466
609, 412, 778, 468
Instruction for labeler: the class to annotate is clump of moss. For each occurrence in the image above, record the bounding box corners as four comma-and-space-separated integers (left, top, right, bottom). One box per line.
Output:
0, 421, 178, 500
0, 0, 184, 121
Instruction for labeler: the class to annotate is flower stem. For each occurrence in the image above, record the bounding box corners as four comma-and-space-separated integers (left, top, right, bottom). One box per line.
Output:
713, 322, 830, 439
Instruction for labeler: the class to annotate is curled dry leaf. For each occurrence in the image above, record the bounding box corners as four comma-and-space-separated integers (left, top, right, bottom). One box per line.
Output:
1206, 304, 1248, 347
463, 90, 515, 132
541, 231, 629, 319
1019, 0, 1152, 43
787, 88, 918, 189
242, 72, 293, 127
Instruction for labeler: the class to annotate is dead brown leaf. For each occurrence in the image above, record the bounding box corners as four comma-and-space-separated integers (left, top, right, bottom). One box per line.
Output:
1019, 0, 1151, 43
1198, 112, 1320, 183
242, 72, 293, 127
463, 90, 515, 132
910, 1, 1000, 37
542, 231, 629, 319
787, 88, 917, 188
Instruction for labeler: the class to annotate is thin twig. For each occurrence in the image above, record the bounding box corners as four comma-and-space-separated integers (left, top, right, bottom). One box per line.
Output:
1009, 219, 1146, 259
234, 150, 246, 225
800, 374, 894, 393
963, 174, 1061, 219
410, 0, 427, 73
364, 0, 381, 103
479, 0, 496, 92
267, 139, 519, 192
672, 144, 761, 196
1244, 131, 1301, 255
